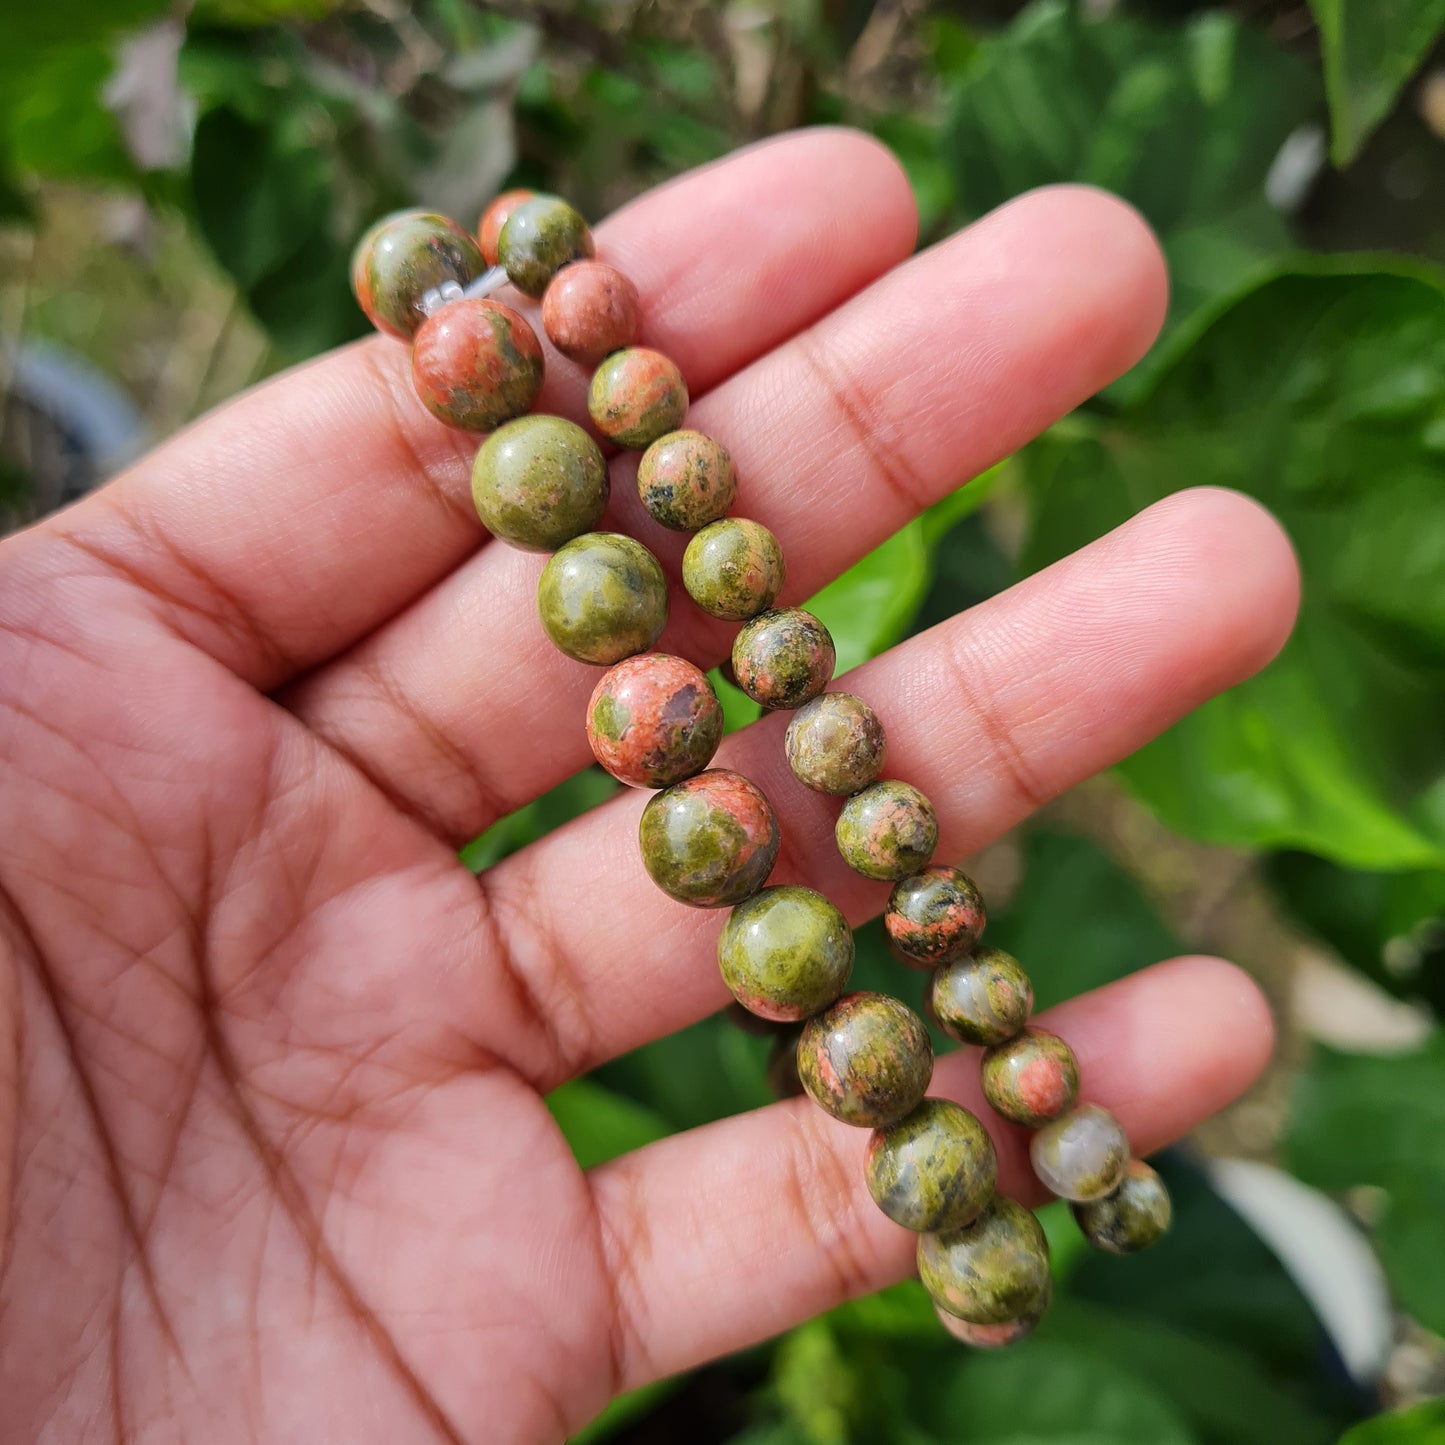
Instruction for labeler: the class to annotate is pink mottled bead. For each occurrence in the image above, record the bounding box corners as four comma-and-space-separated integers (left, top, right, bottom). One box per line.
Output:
543, 260, 641, 366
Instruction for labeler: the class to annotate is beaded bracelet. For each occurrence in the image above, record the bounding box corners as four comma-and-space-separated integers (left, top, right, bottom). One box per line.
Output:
349, 190, 1172, 1347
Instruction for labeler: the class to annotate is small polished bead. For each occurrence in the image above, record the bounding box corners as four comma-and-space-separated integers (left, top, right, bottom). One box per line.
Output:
785, 693, 886, 795
1031, 1104, 1130, 1204
929, 947, 1033, 1046
536, 533, 667, 664
351, 210, 485, 339
980, 1028, 1079, 1126
682, 518, 785, 620
588, 348, 689, 447
917, 1196, 1051, 1326
1071, 1158, 1172, 1254
835, 781, 938, 881
637, 430, 738, 531
411, 298, 543, 431
472, 415, 608, 552
717, 885, 854, 1022
586, 653, 723, 788
731, 608, 835, 710
542, 260, 641, 366
884, 866, 986, 967
639, 769, 780, 907
498, 195, 594, 296
798, 991, 933, 1128
934, 1278, 1052, 1348
478, 188, 536, 266
767, 1029, 806, 1099
865, 1098, 997, 1233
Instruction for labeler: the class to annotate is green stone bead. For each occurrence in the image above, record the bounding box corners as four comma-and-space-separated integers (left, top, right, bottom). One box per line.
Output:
929, 947, 1033, 1046
588, 348, 689, 448
350, 210, 485, 339
732, 608, 835, 710
917, 1196, 1051, 1326
835, 781, 937, 881
798, 991, 933, 1128
784, 693, 887, 795
864, 1098, 997, 1233
1071, 1158, 1171, 1254
682, 518, 786, 621
766, 1029, 807, 1100
935, 1277, 1052, 1348
980, 1028, 1079, 1127
637, 429, 738, 531
717, 885, 854, 1022
472, 415, 608, 552
536, 532, 668, 665
497, 195, 594, 297
1031, 1104, 1129, 1204
884, 866, 986, 968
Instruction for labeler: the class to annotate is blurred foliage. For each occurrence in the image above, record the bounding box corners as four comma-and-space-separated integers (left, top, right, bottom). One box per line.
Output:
3, 0, 1445, 1438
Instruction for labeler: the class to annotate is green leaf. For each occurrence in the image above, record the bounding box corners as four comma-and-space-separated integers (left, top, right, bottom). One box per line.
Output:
192, 0, 349, 22
544, 1077, 670, 1170
1285, 1034, 1445, 1334
1337, 1399, 1445, 1444
1310, 0, 1445, 166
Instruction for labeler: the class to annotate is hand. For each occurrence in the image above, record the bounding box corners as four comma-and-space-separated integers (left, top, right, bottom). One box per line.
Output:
0, 130, 1297, 1444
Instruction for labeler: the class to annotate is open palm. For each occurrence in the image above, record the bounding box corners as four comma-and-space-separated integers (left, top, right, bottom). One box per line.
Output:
0, 131, 1296, 1443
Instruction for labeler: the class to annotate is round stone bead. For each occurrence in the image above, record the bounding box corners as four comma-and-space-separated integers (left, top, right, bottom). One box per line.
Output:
472, 415, 608, 552
351, 210, 485, 340
498, 195, 594, 297
883, 866, 985, 967
639, 769, 780, 907
917, 1196, 1051, 1326
731, 608, 835, 710
411, 298, 543, 432
935, 1278, 1052, 1348
536, 532, 668, 664
980, 1028, 1079, 1127
929, 947, 1033, 1046
637, 430, 738, 532
478, 188, 536, 266
588, 348, 689, 448
717, 885, 854, 1022
542, 260, 640, 367
797, 991, 933, 1128
785, 693, 886, 795
767, 1029, 806, 1099
682, 519, 785, 621
1071, 1158, 1171, 1254
586, 653, 723, 788
835, 781, 938, 882
1031, 1103, 1130, 1204
864, 1098, 997, 1233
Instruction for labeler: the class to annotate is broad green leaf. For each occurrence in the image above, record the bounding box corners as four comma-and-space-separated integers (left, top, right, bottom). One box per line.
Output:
1310, 0, 1445, 165
544, 1077, 669, 1170
1285, 1035, 1445, 1334
1337, 1399, 1445, 1444
192, 0, 350, 23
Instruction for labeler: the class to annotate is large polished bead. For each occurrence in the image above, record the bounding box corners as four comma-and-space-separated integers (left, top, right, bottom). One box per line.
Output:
351, 210, 485, 339
682, 518, 785, 620
1071, 1158, 1171, 1254
478, 188, 536, 266
797, 991, 932, 1127
586, 653, 723, 789
472, 415, 608, 552
498, 195, 593, 296
865, 1098, 997, 1233
731, 608, 834, 710
980, 1028, 1079, 1127
717, 885, 854, 1022
637, 429, 737, 531
639, 769, 780, 907
835, 780, 937, 881
411, 298, 543, 431
785, 693, 886, 795
1030, 1104, 1129, 1203
934, 1278, 1052, 1348
928, 946, 1032, 1046
536, 532, 667, 664
917, 1196, 1051, 1326
542, 260, 641, 366
883, 865, 985, 966
588, 347, 689, 448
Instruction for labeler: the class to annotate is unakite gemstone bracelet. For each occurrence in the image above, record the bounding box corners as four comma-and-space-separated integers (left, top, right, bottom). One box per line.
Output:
349, 191, 1172, 1346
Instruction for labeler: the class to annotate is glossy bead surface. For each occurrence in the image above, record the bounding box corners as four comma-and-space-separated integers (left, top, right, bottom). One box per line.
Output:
682, 518, 785, 620
797, 991, 933, 1128
1071, 1158, 1171, 1254
929, 947, 1033, 1046
351, 210, 485, 339
1031, 1104, 1129, 1204
785, 693, 886, 795
542, 260, 641, 366
639, 769, 780, 907
498, 195, 594, 297
935, 1278, 1052, 1348
884, 866, 986, 967
472, 415, 608, 553
588, 348, 689, 448
586, 653, 723, 788
980, 1028, 1079, 1127
918, 1196, 1051, 1326
717, 885, 854, 1022
411, 298, 543, 431
835, 781, 938, 882
865, 1098, 997, 1233
536, 532, 667, 664
637, 430, 737, 531
731, 608, 834, 710
478, 188, 536, 265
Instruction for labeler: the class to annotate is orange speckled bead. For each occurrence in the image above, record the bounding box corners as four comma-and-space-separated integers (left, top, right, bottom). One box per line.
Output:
411, 298, 543, 432
981, 1028, 1080, 1127
478, 188, 536, 266
588, 348, 689, 448
543, 260, 641, 367
586, 653, 723, 788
